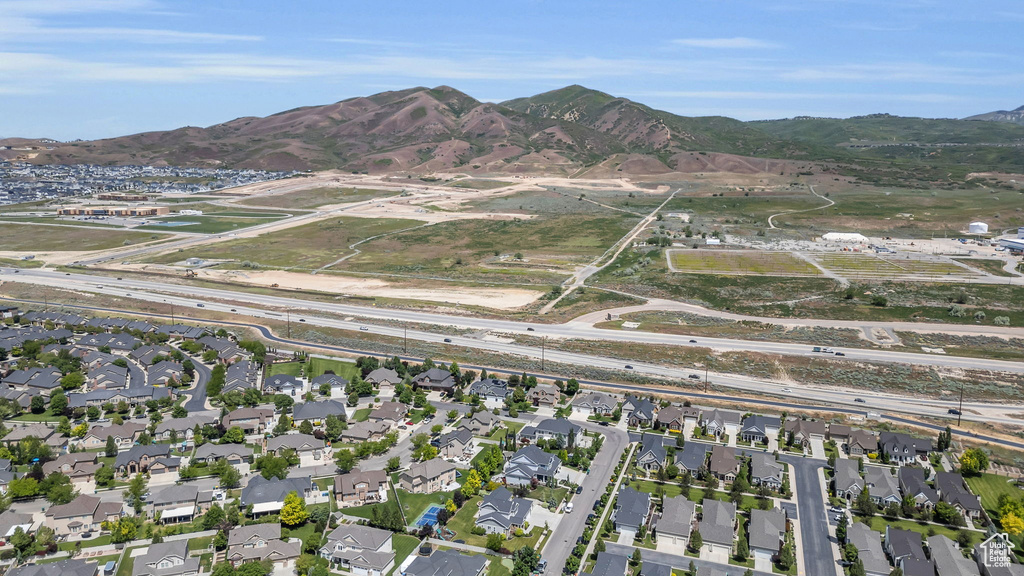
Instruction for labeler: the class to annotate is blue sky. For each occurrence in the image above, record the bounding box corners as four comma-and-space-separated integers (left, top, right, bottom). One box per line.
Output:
2, 0, 1022, 140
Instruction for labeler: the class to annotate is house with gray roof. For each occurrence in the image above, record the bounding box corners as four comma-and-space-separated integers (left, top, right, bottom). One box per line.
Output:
519, 418, 580, 447
364, 368, 400, 387
132, 540, 199, 576
586, 553, 628, 576
675, 442, 709, 475
226, 523, 301, 567
613, 487, 652, 540
468, 378, 509, 408
334, 469, 389, 505
66, 386, 169, 409
708, 445, 740, 482
4, 367, 62, 394
89, 363, 129, 389
639, 565, 671, 576
865, 467, 900, 505
656, 405, 698, 433
475, 486, 533, 537
698, 499, 736, 555
936, 472, 983, 520
412, 368, 456, 393
740, 415, 780, 444
0, 510, 34, 538
898, 467, 939, 510
114, 444, 171, 475
655, 495, 696, 551
571, 392, 617, 417
154, 414, 218, 443
264, 373, 303, 397
367, 401, 408, 425
241, 476, 315, 516
45, 494, 122, 537
886, 526, 928, 570
833, 459, 863, 501
311, 373, 347, 396
700, 408, 741, 438
784, 418, 827, 449
147, 484, 212, 524
848, 429, 878, 457
223, 360, 259, 393
320, 524, 396, 576
147, 360, 182, 386
341, 420, 391, 443
7, 559, 97, 576
504, 445, 561, 486
749, 452, 784, 491
622, 395, 658, 428
749, 508, 787, 562
222, 406, 274, 434
528, 384, 559, 407
849, 522, 892, 576
879, 431, 931, 466
265, 433, 325, 457
634, 435, 667, 473
405, 550, 486, 576
81, 421, 145, 450
438, 428, 475, 460
193, 443, 248, 465
458, 411, 502, 436
929, 534, 980, 576
293, 399, 348, 426
401, 458, 458, 493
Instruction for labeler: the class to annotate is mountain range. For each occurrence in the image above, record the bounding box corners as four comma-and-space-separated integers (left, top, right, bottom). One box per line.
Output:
964, 105, 1024, 125
3, 86, 1023, 177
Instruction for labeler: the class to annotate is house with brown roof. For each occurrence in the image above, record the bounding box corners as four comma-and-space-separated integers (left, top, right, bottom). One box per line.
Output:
223, 407, 275, 434
458, 411, 502, 436
80, 421, 146, 450
227, 524, 301, 567
42, 452, 100, 485
334, 469, 389, 506
367, 401, 408, 425
341, 421, 391, 443
400, 458, 458, 494
45, 495, 122, 537
848, 430, 878, 457
784, 418, 827, 449
708, 445, 740, 482
528, 385, 559, 407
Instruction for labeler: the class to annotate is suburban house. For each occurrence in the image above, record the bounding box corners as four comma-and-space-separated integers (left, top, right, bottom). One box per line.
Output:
193, 443, 249, 466
67, 387, 170, 410
264, 374, 303, 397
621, 396, 658, 428
749, 452, 785, 491
223, 407, 274, 434
740, 415, 780, 445
656, 406, 698, 433
613, 487, 653, 541
518, 418, 580, 447
885, 527, 929, 571
848, 429, 879, 457
833, 459, 864, 501
114, 444, 174, 475
475, 486, 533, 536
292, 399, 348, 427
708, 445, 740, 482
154, 415, 218, 443
898, 467, 938, 510
132, 541, 199, 576
412, 368, 456, 393
367, 401, 408, 425
81, 421, 146, 450
364, 368, 400, 396
130, 345, 171, 366
311, 374, 347, 397
655, 495, 696, 552
3, 423, 66, 449
700, 409, 741, 438
335, 469, 389, 506
45, 494, 123, 537
147, 360, 183, 386
848, 522, 891, 576
459, 411, 502, 436
7, 559, 96, 576
240, 476, 315, 516
784, 418, 827, 449
589, 554, 629, 576
528, 384, 559, 407
927, 535, 980, 576
0, 509, 34, 538
88, 364, 129, 389
5, 367, 62, 395
320, 524, 396, 576
197, 336, 247, 364
266, 433, 326, 457
404, 550, 486, 576
468, 378, 509, 408
341, 421, 391, 443
438, 429, 475, 460
935, 472, 984, 520
223, 361, 260, 394
41, 452, 100, 485
865, 467, 901, 506
634, 435, 667, 473
226, 523, 301, 568
749, 508, 787, 564
571, 392, 617, 417
148, 484, 212, 524
699, 499, 737, 556
504, 445, 562, 486
878, 432, 931, 465
674, 443, 710, 476
828, 424, 853, 447
400, 458, 458, 494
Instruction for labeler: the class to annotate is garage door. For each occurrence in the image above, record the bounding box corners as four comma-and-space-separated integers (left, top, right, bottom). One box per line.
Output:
753, 549, 773, 572
618, 528, 637, 544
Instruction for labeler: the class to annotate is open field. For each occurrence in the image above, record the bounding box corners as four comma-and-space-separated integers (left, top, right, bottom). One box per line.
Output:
145, 216, 421, 269
238, 187, 399, 209
954, 258, 1017, 277
138, 214, 286, 234
449, 179, 515, 190
307, 356, 360, 380
668, 249, 821, 276
810, 253, 980, 279
0, 223, 168, 252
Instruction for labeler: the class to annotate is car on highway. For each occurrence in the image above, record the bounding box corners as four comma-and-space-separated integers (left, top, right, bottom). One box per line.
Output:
527, 327, 535, 331
196, 303, 205, 307
230, 308, 236, 312
688, 374, 701, 379
443, 338, 452, 343
835, 352, 846, 356
689, 339, 697, 343
359, 326, 368, 331
624, 364, 633, 369
299, 319, 305, 322
948, 408, 961, 415
854, 398, 866, 403
565, 502, 573, 513
65, 273, 70, 275
781, 388, 792, 393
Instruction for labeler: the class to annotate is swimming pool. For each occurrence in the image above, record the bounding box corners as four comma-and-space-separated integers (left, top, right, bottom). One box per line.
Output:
414, 504, 443, 527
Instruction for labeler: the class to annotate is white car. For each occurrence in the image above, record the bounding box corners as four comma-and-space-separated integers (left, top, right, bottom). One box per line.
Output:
359, 326, 369, 331
565, 503, 574, 513
781, 388, 792, 393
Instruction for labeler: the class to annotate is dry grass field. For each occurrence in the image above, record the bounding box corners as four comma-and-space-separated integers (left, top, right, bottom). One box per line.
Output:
667, 249, 822, 276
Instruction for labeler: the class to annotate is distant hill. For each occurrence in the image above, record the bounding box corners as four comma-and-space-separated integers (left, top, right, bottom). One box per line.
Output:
964, 105, 1024, 125
9, 86, 1024, 179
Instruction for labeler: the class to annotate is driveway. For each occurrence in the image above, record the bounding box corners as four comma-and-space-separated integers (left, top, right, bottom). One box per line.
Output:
725, 424, 739, 447
754, 549, 773, 572
700, 545, 730, 564
810, 438, 826, 460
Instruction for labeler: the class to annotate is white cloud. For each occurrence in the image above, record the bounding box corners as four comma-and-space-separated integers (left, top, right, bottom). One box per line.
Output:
671, 37, 780, 49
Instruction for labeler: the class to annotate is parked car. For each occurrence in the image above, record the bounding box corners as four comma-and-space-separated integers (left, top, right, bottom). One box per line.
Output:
565, 502, 574, 513
575, 485, 583, 494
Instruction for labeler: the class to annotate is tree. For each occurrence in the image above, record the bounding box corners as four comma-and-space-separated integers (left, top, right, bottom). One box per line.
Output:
219, 465, 241, 489
280, 491, 309, 527
447, 409, 459, 421
463, 469, 482, 496
61, 371, 85, 390
849, 559, 866, 576
254, 455, 291, 480
630, 549, 641, 566
125, 474, 148, 514
87, 405, 100, 420
172, 405, 188, 418
512, 547, 540, 576
777, 540, 795, 571
95, 464, 115, 487
213, 530, 228, 551
335, 449, 357, 473
1002, 511, 1024, 536
299, 420, 314, 435
937, 426, 952, 452
689, 529, 703, 552
855, 486, 877, 517
30, 395, 45, 414
220, 426, 245, 444
325, 414, 345, 440
49, 391, 68, 415
42, 472, 77, 504
933, 502, 965, 526
386, 456, 401, 472
8, 477, 38, 499
960, 448, 990, 475
9, 526, 32, 557
836, 513, 848, 544
735, 532, 749, 561
485, 533, 503, 552
109, 516, 139, 544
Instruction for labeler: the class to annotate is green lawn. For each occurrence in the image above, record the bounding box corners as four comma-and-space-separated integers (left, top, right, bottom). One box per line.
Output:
529, 486, 569, 507
307, 357, 360, 381
387, 534, 422, 576
965, 473, 1024, 518
854, 516, 984, 548
38, 553, 120, 565
397, 489, 456, 525
267, 361, 304, 377
486, 420, 525, 440
188, 536, 214, 551
116, 546, 144, 576
137, 214, 286, 234
445, 496, 543, 551
11, 412, 63, 422
352, 408, 372, 422
59, 534, 113, 551
630, 479, 760, 512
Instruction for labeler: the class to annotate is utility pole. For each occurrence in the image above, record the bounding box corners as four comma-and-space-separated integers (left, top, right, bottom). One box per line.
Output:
286, 311, 291, 339
704, 357, 710, 393
541, 336, 546, 372
958, 381, 964, 427
170, 303, 175, 324
403, 328, 408, 353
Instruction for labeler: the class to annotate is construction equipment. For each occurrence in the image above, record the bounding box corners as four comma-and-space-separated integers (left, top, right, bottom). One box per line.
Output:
271, 283, 279, 287
184, 269, 197, 278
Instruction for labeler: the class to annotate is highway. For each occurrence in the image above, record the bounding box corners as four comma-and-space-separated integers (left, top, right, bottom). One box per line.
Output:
4, 295, 1024, 455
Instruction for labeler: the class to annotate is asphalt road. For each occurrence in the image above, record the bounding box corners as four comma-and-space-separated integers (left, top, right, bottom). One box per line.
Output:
778, 454, 833, 576
184, 360, 212, 411
542, 422, 629, 573
605, 542, 775, 576
8, 295, 1024, 455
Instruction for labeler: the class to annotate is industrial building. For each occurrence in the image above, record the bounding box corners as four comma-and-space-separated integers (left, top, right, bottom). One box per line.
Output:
58, 206, 170, 217
968, 221, 989, 234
